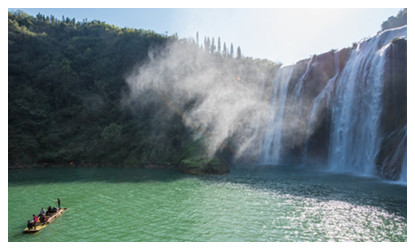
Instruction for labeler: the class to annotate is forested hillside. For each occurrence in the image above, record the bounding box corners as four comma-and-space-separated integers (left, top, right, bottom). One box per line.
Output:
8, 11, 275, 173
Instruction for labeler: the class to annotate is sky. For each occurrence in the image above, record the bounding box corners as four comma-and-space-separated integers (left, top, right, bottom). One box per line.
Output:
8, 7, 402, 65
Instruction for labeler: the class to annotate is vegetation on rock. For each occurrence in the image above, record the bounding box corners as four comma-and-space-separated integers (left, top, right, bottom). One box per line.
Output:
8, 11, 275, 174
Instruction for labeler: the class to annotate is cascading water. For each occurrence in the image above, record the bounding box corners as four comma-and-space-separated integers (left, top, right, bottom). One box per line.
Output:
328, 26, 407, 176
254, 26, 406, 182
290, 58, 314, 150
385, 125, 407, 183
261, 66, 294, 164
395, 126, 407, 183
294, 57, 313, 98
399, 151, 407, 183
302, 53, 340, 163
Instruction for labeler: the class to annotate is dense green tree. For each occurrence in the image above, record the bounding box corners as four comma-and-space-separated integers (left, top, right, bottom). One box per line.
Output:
8, 11, 276, 173
8, 11, 170, 166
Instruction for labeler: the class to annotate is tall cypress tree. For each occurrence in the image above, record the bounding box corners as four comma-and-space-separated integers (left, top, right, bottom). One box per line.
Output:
223, 42, 227, 56
237, 46, 241, 59
217, 37, 221, 55
211, 37, 215, 54
204, 37, 210, 53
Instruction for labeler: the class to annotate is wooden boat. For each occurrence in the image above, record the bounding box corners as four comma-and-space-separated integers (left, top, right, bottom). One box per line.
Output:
23, 208, 68, 234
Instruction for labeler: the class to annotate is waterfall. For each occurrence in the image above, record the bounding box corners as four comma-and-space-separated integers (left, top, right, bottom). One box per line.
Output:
289, 58, 314, 152
399, 150, 407, 183
261, 66, 294, 164
397, 128, 407, 183
250, 26, 406, 181
389, 126, 407, 183
294, 58, 313, 98
328, 26, 407, 176
302, 53, 340, 163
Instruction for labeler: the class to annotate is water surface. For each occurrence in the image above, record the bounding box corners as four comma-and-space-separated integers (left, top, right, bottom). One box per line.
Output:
8, 166, 406, 242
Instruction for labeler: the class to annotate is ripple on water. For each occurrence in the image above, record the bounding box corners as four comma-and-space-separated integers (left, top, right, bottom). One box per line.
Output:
8, 167, 406, 242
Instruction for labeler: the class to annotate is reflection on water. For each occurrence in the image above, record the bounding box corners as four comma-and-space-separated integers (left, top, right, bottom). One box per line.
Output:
8, 166, 406, 242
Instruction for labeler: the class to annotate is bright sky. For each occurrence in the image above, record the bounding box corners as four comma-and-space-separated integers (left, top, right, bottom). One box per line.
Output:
9, 7, 402, 65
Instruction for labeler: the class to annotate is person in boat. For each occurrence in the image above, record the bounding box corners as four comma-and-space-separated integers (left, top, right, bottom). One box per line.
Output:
32, 214, 38, 224
39, 207, 46, 217
46, 206, 53, 215
27, 220, 34, 230
27, 220, 36, 230
39, 214, 47, 224
52, 206, 57, 213
57, 198, 61, 209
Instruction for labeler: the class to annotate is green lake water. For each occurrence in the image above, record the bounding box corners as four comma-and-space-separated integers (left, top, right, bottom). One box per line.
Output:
8, 166, 406, 242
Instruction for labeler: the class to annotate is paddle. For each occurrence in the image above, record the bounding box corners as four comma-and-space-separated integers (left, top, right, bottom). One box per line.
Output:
49, 198, 62, 210
49, 199, 58, 205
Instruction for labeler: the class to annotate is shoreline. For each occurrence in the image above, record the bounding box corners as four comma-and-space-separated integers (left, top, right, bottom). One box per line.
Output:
8, 163, 230, 176
8, 163, 173, 170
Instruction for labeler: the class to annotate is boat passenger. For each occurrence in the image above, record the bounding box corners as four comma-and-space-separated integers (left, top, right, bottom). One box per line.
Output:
27, 220, 36, 230
39, 214, 47, 223
52, 206, 57, 213
27, 220, 33, 230
46, 206, 52, 215
39, 207, 46, 217
57, 198, 61, 209
32, 214, 38, 224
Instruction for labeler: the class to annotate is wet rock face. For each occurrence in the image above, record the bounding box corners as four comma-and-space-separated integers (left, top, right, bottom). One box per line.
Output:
377, 127, 406, 180
305, 39, 406, 178
307, 48, 352, 159
303, 51, 336, 98
338, 47, 352, 73
275, 38, 406, 178
376, 38, 407, 179
380, 38, 407, 133
297, 51, 336, 162
230, 28, 405, 180
281, 51, 339, 164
